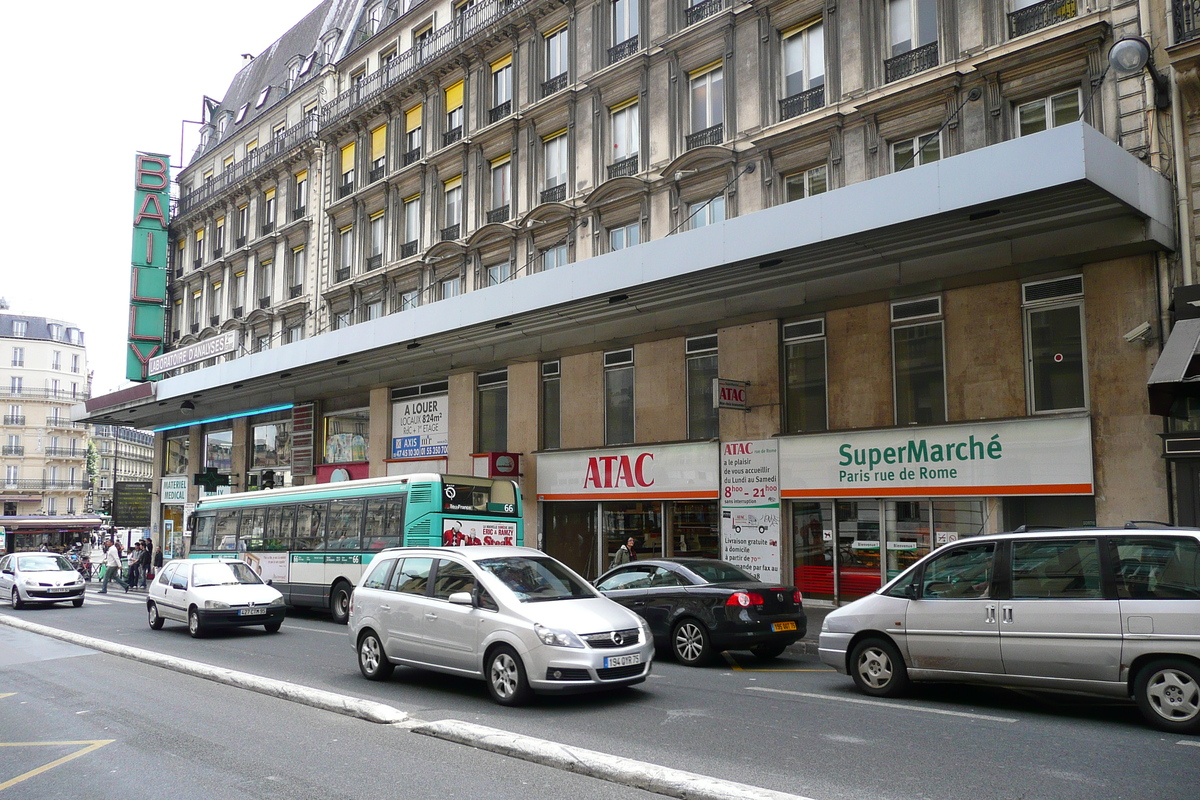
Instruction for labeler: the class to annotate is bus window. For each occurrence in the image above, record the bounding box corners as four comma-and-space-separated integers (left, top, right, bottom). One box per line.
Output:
215, 510, 240, 550
265, 505, 295, 551
385, 497, 406, 547
193, 515, 216, 550
441, 477, 519, 516
364, 498, 389, 550
240, 508, 265, 551
327, 499, 365, 551
295, 502, 326, 551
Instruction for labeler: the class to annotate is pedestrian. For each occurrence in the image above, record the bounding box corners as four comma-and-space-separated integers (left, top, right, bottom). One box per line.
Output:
127, 541, 142, 589
96, 540, 129, 594
138, 541, 152, 588
152, 544, 163, 577
611, 536, 636, 569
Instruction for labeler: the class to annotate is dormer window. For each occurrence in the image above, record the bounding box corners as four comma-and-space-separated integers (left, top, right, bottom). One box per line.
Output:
321, 31, 340, 64
255, 87, 270, 108
218, 113, 232, 135
235, 104, 249, 123
287, 59, 302, 88
300, 52, 316, 75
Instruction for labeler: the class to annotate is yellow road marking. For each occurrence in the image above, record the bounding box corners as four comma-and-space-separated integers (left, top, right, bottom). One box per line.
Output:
720, 652, 834, 672
0, 740, 114, 791
0, 694, 13, 700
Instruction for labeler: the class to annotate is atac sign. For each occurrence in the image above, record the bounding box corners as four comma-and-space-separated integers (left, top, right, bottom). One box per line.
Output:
583, 453, 654, 489
713, 378, 750, 411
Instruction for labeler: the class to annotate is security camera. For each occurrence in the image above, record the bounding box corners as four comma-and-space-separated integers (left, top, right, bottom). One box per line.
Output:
1123, 321, 1153, 343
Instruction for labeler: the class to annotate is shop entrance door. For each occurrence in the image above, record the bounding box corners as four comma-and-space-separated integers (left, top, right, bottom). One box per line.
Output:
835, 501, 882, 601
792, 501, 835, 602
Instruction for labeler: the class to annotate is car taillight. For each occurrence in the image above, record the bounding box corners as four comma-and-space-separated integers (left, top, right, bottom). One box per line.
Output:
793, 589, 804, 604
726, 591, 764, 607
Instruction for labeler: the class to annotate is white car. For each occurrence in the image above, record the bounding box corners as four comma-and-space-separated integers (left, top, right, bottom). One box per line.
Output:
0, 553, 86, 609
146, 558, 285, 637
349, 546, 654, 705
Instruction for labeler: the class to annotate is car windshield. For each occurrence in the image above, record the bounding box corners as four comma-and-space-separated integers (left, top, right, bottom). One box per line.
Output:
17, 555, 74, 572
477, 556, 595, 602
683, 560, 757, 584
192, 561, 264, 587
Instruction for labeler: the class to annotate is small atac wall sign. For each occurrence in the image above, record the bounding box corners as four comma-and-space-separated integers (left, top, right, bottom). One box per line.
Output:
713, 378, 750, 411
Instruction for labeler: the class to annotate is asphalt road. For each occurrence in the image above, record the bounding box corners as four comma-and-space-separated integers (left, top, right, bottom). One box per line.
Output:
2, 592, 1198, 800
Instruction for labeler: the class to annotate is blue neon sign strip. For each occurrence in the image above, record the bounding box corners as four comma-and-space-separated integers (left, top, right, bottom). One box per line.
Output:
152, 403, 294, 432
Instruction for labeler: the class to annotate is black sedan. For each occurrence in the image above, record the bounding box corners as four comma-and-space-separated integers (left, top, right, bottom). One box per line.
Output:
594, 558, 806, 666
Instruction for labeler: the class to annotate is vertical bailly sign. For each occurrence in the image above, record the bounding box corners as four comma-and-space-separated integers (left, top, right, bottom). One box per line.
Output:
127, 152, 171, 382
720, 440, 781, 582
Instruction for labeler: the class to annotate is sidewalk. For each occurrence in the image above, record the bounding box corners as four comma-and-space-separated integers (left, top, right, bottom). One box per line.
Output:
788, 602, 832, 658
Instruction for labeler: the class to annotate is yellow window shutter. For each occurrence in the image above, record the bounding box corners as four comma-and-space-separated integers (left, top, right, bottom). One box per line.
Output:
491, 53, 512, 72
405, 104, 423, 132
443, 175, 462, 191
445, 81, 464, 111
371, 125, 387, 160
341, 141, 356, 170
265, 187, 276, 201
295, 169, 308, 182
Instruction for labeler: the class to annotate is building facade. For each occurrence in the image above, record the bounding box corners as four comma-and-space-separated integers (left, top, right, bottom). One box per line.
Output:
90, 425, 156, 515
84, 0, 1200, 605
1, 313, 91, 517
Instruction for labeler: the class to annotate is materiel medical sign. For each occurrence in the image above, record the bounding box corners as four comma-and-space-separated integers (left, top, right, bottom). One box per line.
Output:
127, 152, 171, 382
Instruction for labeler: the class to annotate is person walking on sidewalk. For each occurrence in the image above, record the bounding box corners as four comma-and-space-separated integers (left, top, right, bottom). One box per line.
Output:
96, 540, 129, 594
127, 541, 143, 590
138, 540, 152, 588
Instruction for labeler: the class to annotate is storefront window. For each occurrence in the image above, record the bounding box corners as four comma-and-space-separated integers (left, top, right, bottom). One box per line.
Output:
836, 500, 881, 600
325, 410, 369, 463
1026, 303, 1086, 412
543, 501, 598, 578
204, 430, 233, 471
164, 437, 190, 474
932, 500, 987, 544
785, 337, 827, 433
252, 420, 292, 468
477, 370, 508, 452
603, 501, 661, 568
670, 501, 719, 559
893, 321, 945, 425
885, 500, 931, 580
792, 501, 834, 602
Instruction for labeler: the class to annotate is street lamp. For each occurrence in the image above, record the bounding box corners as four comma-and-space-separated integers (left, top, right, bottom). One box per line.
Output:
1108, 36, 1170, 110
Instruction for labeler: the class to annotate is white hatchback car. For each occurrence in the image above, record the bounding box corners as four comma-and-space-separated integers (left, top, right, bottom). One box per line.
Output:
349, 546, 654, 705
0, 553, 86, 609
146, 558, 286, 637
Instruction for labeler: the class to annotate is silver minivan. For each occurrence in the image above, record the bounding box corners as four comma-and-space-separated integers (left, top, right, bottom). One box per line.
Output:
348, 546, 654, 705
819, 529, 1200, 733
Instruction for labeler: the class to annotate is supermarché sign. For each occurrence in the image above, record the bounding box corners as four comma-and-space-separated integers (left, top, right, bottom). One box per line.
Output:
780, 415, 1093, 498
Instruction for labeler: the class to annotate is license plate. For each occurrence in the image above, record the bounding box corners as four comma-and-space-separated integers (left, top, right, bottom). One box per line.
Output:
604, 654, 641, 668
772, 621, 797, 632
48, 587, 69, 593
238, 607, 267, 616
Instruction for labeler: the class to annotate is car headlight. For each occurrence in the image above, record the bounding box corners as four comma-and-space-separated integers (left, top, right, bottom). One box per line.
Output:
534, 623, 585, 648
821, 618, 830, 632
636, 614, 652, 642
203, 599, 230, 609
268, 596, 284, 607
21, 578, 38, 587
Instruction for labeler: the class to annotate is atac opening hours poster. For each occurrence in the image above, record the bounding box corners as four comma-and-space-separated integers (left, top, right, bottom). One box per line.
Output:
720, 440, 781, 582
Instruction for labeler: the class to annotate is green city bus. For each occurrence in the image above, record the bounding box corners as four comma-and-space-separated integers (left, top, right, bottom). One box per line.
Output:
188, 473, 522, 622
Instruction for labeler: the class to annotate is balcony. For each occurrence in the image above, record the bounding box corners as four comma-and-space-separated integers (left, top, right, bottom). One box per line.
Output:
193, 258, 202, 269
884, 40, 939, 83
541, 73, 567, 98
258, 296, 271, 309
213, 247, 224, 258
608, 36, 638, 65
289, 284, 303, 299
440, 223, 461, 241
370, 164, 385, 183
232, 305, 244, 318
339, 181, 354, 199
540, 184, 566, 204
1009, 0, 1077, 39
401, 240, 419, 258
45, 447, 82, 458
236, 236, 247, 248
403, 147, 421, 166
262, 221, 275, 235
488, 100, 511, 124
3, 415, 25, 425
0, 387, 90, 402
366, 254, 383, 271
336, 267, 351, 283
293, 206, 306, 221
686, 123, 723, 150
1, 478, 90, 491
190, 323, 200, 334
780, 85, 826, 121
443, 126, 463, 147
210, 315, 220, 327
487, 205, 511, 224
172, 265, 183, 278
1, 445, 23, 456
685, 0, 725, 26
607, 155, 639, 180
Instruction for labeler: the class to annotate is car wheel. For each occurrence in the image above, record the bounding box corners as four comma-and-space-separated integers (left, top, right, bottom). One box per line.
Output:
486, 645, 532, 706
849, 637, 910, 698
329, 582, 352, 625
10, 589, 23, 610
672, 619, 714, 666
357, 631, 394, 680
147, 602, 164, 630
264, 621, 282, 634
750, 643, 787, 660
72, 597, 84, 608
188, 608, 205, 639
1135, 658, 1200, 734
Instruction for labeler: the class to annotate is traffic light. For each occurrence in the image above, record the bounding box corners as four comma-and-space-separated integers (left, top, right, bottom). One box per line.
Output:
261, 469, 276, 490
101, 500, 112, 516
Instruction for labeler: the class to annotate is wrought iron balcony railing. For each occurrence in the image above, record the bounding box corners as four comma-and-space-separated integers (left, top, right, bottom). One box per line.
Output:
367, 254, 383, 271
489, 100, 512, 124
44, 416, 82, 428
780, 85, 826, 121
190, 323, 200, 333
884, 40, 939, 83
440, 224, 461, 241
258, 296, 271, 308
210, 315, 220, 327
369, 165, 385, 183
608, 36, 639, 65
213, 247, 223, 259
403, 148, 421, 166
3, 415, 25, 425
263, 221, 276, 235
236, 236, 246, 248
293, 206, 306, 221
443, 127, 463, 147
289, 284, 303, 299
401, 241, 419, 258
339, 181, 354, 199
335, 267, 351, 283
1177, 0, 1200, 43
45, 447, 83, 458
540, 184, 566, 204
487, 205, 511, 223
0, 387, 90, 401
232, 306, 244, 318
2, 445, 24, 456
1009, 0, 1077, 39
193, 258, 202, 270
2, 479, 90, 490
542, 73, 567, 98
686, 0, 725, 26
607, 155, 639, 179
686, 123, 724, 150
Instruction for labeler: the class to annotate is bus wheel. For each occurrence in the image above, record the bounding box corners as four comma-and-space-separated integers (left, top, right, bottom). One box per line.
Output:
330, 582, 352, 625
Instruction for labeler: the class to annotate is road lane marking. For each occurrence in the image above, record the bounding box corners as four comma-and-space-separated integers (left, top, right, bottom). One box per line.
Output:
0, 740, 114, 791
721, 652, 833, 672
1179, 740, 1200, 748
86, 594, 144, 605
282, 623, 348, 637
0, 693, 13, 700
746, 686, 1019, 723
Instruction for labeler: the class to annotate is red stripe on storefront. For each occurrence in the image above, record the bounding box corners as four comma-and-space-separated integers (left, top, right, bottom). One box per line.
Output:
781, 483, 1092, 498
537, 491, 718, 501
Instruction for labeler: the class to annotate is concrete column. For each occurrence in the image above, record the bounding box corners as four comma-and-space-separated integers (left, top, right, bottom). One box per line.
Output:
368, 386, 391, 478
448, 372, 476, 474
560, 352, 604, 448
230, 416, 249, 491
187, 425, 203, 503
634, 338, 686, 443
507, 362, 540, 543
718, 321, 781, 440
827, 302, 892, 430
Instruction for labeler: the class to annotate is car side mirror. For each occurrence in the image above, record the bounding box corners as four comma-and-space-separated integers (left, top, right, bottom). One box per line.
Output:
903, 582, 919, 600
448, 591, 474, 606
1, 568, 11, 575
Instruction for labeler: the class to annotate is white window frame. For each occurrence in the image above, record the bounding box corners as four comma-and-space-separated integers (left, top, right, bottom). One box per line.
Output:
612, 102, 639, 161
782, 21, 824, 99
612, 0, 639, 44
784, 165, 828, 202
690, 67, 723, 133
544, 134, 568, 189
1016, 89, 1081, 137
687, 195, 725, 229
609, 221, 640, 251
892, 131, 941, 172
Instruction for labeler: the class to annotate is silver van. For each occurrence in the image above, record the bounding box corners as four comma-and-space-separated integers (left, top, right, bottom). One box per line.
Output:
818, 529, 1200, 733
348, 546, 654, 705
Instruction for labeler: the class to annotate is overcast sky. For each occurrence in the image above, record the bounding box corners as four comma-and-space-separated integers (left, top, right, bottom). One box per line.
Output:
1, 1, 317, 398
